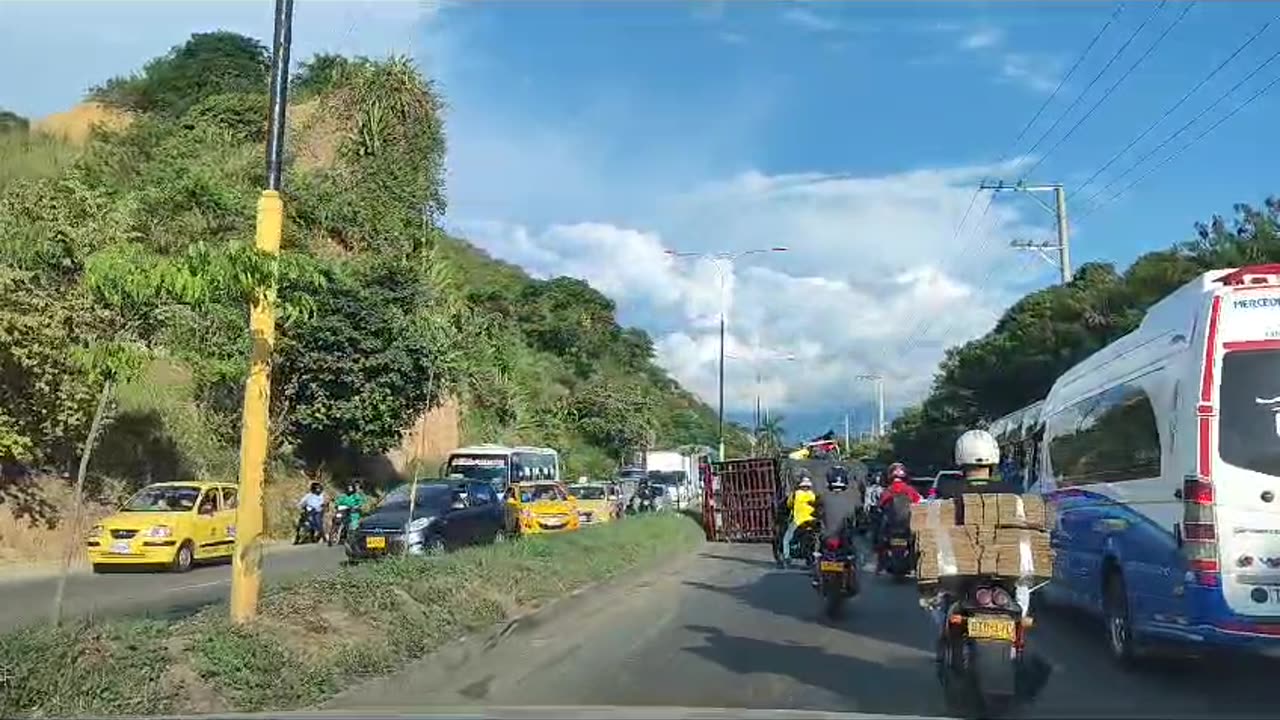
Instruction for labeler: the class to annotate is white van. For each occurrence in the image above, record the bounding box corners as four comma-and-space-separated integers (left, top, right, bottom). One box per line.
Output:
1038, 264, 1280, 662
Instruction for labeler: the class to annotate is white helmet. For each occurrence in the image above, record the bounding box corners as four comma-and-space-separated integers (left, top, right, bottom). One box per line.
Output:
797, 477, 814, 489
955, 429, 999, 467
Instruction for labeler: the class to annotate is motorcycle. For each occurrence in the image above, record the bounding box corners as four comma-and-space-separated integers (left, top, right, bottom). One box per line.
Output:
293, 509, 323, 545
328, 506, 358, 546
861, 504, 883, 536
882, 526, 915, 582
814, 531, 859, 619
773, 519, 817, 569
934, 579, 1035, 718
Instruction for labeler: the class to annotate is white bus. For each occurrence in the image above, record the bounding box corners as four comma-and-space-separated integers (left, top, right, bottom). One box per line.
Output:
1037, 264, 1280, 663
442, 445, 561, 490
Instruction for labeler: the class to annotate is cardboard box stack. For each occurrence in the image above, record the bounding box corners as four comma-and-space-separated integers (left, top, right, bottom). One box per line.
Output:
912, 492, 1053, 589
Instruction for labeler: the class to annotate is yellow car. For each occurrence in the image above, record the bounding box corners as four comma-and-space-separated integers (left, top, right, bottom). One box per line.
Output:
567, 483, 620, 526
505, 481, 581, 536
86, 481, 238, 573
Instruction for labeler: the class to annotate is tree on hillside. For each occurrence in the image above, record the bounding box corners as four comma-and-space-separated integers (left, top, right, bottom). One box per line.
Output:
518, 277, 623, 376
0, 110, 27, 134
90, 32, 269, 117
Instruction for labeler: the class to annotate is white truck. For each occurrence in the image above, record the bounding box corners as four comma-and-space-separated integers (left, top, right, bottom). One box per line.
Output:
644, 450, 702, 509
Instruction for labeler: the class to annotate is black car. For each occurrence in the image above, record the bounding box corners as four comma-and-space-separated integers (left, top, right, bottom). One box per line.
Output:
346, 480, 507, 560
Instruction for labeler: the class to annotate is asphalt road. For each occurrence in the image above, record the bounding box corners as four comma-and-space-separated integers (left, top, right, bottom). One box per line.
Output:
0, 542, 343, 630
329, 542, 1280, 719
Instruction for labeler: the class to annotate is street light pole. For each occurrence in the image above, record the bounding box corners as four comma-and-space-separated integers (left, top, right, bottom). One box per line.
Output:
231, 0, 294, 625
854, 374, 885, 438
665, 246, 788, 461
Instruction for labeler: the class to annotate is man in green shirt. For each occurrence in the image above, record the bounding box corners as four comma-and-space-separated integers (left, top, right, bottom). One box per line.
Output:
332, 482, 367, 542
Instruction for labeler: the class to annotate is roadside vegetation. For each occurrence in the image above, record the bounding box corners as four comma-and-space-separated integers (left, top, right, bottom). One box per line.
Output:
0, 30, 748, 563
0, 512, 704, 716
889, 199, 1280, 470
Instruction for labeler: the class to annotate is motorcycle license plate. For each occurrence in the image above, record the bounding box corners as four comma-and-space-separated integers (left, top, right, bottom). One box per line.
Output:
819, 560, 845, 572
890, 538, 908, 547
967, 615, 1016, 641
365, 536, 386, 550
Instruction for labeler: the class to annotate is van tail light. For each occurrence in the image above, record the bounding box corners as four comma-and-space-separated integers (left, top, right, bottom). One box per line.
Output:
1181, 474, 1220, 586
825, 536, 842, 551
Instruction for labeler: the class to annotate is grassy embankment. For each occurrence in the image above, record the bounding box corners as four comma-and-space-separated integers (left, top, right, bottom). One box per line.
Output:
0, 512, 704, 717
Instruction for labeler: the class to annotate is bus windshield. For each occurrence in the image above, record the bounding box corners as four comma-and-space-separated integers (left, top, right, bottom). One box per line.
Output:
446, 455, 509, 483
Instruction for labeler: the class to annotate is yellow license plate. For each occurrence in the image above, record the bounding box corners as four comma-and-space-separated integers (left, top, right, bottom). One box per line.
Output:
365, 536, 386, 550
819, 560, 845, 572
967, 615, 1016, 641
890, 538, 908, 547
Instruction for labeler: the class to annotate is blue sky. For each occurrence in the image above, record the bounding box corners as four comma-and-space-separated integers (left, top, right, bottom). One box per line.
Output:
3, 1, 1278, 440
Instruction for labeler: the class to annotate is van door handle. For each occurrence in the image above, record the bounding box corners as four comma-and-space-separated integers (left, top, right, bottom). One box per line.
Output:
1173, 489, 1183, 500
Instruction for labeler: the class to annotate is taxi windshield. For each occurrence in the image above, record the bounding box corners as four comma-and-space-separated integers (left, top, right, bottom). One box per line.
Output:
122, 485, 201, 512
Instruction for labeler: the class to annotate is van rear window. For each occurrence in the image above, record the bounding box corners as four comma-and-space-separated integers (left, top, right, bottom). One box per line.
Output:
1219, 349, 1280, 477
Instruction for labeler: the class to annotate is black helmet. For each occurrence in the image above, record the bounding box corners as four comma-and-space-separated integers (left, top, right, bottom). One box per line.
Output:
309, 481, 323, 494
827, 465, 849, 491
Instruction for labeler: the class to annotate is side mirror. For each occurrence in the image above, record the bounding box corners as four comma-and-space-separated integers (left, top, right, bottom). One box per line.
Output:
567, 495, 577, 502
199, 506, 215, 516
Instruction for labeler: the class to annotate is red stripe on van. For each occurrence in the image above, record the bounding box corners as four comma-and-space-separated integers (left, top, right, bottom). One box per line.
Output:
1200, 295, 1222, 404
1198, 416, 1213, 479
1223, 340, 1280, 352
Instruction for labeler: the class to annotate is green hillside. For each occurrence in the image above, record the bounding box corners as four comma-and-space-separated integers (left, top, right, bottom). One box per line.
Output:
0, 31, 747, 493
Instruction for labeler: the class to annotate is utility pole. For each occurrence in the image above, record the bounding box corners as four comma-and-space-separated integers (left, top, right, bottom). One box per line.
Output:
665, 246, 788, 462
854, 374, 885, 438
979, 180, 1072, 283
231, 0, 294, 625
843, 413, 851, 452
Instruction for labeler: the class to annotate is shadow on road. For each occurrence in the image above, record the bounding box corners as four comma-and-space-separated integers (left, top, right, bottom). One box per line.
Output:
697, 550, 779, 570
681, 623, 946, 717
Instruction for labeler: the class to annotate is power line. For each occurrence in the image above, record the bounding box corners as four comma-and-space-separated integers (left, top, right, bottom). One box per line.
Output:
1020, 1, 1193, 179
1078, 44, 1280, 214
1006, 4, 1126, 156
1092, 70, 1280, 213
882, 5, 1124, 372
1074, 19, 1273, 199
1019, 2, 1166, 182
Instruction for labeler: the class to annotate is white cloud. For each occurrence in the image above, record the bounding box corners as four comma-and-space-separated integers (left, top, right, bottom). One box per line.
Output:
998, 52, 1063, 94
960, 27, 1004, 50
453, 161, 1038, 417
780, 7, 841, 33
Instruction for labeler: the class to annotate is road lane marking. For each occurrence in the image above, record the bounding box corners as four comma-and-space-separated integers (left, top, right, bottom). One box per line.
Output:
163, 579, 227, 593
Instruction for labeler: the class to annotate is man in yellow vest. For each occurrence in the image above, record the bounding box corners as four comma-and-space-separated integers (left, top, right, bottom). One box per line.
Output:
779, 471, 817, 564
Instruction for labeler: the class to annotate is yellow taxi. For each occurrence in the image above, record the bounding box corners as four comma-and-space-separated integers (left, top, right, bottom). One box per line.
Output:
86, 481, 238, 573
504, 481, 581, 536
566, 482, 621, 526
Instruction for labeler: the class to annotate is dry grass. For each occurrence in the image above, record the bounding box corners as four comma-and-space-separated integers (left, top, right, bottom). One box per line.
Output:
30, 102, 131, 145
0, 474, 115, 571
288, 99, 343, 172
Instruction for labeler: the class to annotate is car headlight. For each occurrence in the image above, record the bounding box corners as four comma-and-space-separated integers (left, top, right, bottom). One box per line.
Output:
520, 509, 534, 519
145, 525, 173, 538
406, 516, 434, 535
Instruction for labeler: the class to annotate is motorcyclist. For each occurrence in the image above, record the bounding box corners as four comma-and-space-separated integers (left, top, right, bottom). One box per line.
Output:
779, 472, 817, 562
929, 429, 1051, 703
297, 481, 327, 539
334, 482, 366, 534
876, 463, 922, 570
809, 468, 862, 586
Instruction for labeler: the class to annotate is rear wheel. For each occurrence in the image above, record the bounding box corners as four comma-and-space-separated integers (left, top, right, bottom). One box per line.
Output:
424, 534, 447, 555
1104, 570, 1141, 667
171, 541, 194, 573
493, 527, 508, 544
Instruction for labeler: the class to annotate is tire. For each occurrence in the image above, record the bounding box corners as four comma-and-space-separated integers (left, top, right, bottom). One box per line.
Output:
425, 534, 447, 555
1104, 570, 1141, 667
823, 587, 845, 620
171, 541, 194, 573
